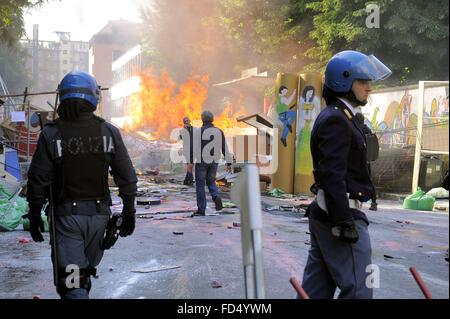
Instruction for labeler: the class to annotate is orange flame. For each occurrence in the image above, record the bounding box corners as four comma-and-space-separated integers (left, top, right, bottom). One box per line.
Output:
125, 68, 247, 140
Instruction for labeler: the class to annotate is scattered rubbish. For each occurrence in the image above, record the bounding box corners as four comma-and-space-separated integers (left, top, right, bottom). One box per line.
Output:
209, 233, 214, 235
18, 236, 30, 244
137, 215, 154, 219
227, 226, 233, 230
273, 232, 277, 236
233, 222, 241, 228
434, 202, 449, 212
426, 187, 449, 199
131, 265, 181, 273
211, 280, 222, 288
304, 241, 311, 246
268, 188, 286, 198
403, 188, 435, 211
219, 210, 237, 215
383, 254, 406, 260
306, 232, 311, 235
396, 220, 412, 225
265, 206, 280, 212
173, 231, 184, 235
418, 245, 423, 248
109, 267, 114, 272
222, 201, 237, 208
136, 197, 162, 206
0, 183, 28, 231
280, 205, 294, 211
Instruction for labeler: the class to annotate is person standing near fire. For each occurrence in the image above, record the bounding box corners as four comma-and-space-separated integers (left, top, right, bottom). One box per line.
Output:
302, 50, 392, 298
192, 111, 233, 216
180, 116, 194, 186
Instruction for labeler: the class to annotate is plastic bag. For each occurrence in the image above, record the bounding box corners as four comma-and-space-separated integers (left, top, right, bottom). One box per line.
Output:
403, 187, 435, 211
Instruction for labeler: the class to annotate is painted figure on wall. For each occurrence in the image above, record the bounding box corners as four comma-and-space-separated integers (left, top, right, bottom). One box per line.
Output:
277, 86, 297, 147
295, 86, 321, 176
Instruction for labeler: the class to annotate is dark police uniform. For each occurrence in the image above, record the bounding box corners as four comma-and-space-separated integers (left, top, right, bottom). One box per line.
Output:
27, 112, 137, 298
302, 97, 374, 299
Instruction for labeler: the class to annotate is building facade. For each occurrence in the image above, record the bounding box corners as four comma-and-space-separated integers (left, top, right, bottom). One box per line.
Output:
22, 25, 89, 94
88, 20, 140, 119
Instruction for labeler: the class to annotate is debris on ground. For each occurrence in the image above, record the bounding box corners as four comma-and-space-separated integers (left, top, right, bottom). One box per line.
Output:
211, 280, 222, 288
268, 188, 287, 198
173, 231, 184, 235
131, 265, 181, 273
403, 188, 435, 211
232, 222, 241, 227
136, 197, 162, 206
222, 201, 237, 208
384, 254, 406, 260
18, 236, 30, 244
0, 182, 28, 231
426, 187, 449, 199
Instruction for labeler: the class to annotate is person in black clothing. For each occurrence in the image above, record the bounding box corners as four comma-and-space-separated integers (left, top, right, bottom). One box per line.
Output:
302, 50, 392, 299
192, 111, 233, 216
26, 71, 137, 299
180, 116, 194, 186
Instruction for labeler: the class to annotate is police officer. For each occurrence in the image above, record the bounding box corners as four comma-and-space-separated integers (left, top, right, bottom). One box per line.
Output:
302, 51, 391, 298
26, 71, 138, 299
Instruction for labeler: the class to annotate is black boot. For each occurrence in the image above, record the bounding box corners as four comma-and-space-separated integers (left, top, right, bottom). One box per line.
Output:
213, 196, 223, 211
369, 202, 378, 211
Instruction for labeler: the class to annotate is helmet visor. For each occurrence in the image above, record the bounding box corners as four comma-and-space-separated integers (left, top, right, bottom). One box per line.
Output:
355, 54, 392, 81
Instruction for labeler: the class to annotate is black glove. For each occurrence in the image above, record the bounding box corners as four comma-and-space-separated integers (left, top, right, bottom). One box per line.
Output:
28, 214, 45, 242
331, 219, 359, 243
120, 197, 136, 237
119, 213, 135, 237
24, 204, 45, 242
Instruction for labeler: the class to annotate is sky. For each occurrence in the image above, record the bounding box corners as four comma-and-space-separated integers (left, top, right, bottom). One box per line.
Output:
23, 0, 151, 42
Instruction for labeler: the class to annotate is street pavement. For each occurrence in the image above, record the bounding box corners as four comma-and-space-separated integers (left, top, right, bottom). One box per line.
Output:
0, 196, 448, 299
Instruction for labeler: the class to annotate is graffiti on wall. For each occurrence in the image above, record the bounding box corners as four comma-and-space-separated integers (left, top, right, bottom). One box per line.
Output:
365, 86, 449, 147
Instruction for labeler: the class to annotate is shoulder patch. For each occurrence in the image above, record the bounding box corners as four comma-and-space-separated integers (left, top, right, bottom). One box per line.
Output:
343, 109, 353, 120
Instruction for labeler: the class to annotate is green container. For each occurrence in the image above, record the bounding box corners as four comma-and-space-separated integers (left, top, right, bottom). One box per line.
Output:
403, 187, 436, 211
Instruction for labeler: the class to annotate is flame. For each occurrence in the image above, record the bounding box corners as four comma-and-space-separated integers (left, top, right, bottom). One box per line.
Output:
124, 68, 248, 140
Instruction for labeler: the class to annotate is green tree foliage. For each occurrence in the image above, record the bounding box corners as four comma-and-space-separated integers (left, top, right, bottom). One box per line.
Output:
0, 1, 50, 92
0, 0, 48, 45
304, 0, 449, 85
141, 0, 448, 85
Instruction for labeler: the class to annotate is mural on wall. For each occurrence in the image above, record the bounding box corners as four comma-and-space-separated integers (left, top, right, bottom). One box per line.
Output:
364, 85, 449, 148
295, 85, 321, 175
294, 72, 322, 195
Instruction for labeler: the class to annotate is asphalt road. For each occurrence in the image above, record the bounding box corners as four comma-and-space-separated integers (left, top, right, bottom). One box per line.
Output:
0, 198, 448, 299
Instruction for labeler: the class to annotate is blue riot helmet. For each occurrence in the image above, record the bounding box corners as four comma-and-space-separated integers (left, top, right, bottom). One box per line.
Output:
58, 71, 100, 110
325, 50, 392, 93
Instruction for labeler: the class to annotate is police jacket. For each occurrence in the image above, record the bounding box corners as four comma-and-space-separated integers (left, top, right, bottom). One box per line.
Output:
309, 98, 374, 225
26, 113, 137, 216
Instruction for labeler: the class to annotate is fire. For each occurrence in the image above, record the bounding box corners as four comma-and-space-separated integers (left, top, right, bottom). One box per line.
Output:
124, 68, 247, 140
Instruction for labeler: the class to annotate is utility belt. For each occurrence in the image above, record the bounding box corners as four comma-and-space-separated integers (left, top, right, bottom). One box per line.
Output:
315, 189, 363, 213
54, 199, 112, 216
